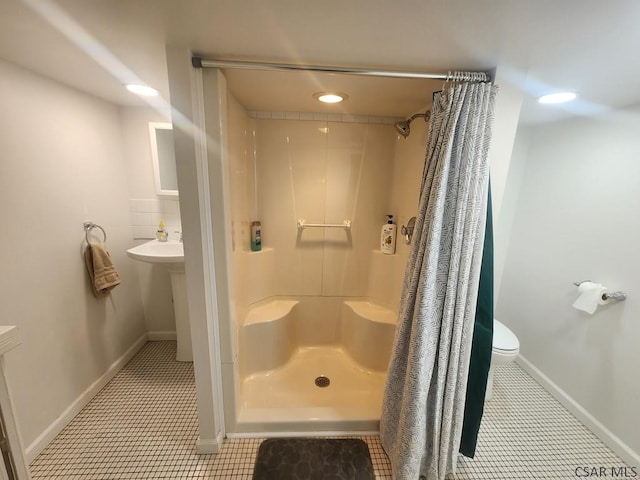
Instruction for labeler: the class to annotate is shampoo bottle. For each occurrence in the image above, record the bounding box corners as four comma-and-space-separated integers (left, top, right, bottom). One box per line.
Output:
381, 214, 396, 254
251, 221, 262, 251
156, 219, 168, 242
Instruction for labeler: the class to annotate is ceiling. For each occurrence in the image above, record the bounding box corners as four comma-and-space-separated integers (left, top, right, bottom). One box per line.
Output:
1, 0, 639, 123
222, 69, 440, 119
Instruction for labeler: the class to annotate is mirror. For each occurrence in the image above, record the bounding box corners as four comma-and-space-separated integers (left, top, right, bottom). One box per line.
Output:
149, 122, 178, 197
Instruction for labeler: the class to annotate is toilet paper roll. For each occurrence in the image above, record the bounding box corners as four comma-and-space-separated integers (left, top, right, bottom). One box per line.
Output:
573, 282, 608, 314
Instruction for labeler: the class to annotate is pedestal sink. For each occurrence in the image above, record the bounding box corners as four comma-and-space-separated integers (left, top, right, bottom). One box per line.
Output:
126, 239, 192, 362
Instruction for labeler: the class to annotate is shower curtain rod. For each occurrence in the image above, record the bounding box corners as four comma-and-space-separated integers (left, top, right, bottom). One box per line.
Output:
192, 57, 489, 82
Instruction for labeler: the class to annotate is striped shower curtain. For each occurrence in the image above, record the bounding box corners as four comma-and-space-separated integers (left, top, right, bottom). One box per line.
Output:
380, 81, 498, 480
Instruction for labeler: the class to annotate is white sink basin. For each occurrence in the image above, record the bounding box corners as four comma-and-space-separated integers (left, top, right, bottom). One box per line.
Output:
126, 239, 191, 362
126, 239, 184, 264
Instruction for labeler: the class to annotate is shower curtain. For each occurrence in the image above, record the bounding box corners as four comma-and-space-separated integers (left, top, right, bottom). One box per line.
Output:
380, 81, 498, 480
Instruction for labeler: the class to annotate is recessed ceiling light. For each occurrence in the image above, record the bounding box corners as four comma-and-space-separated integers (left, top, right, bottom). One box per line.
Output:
538, 92, 577, 104
313, 92, 348, 104
125, 84, 159, 97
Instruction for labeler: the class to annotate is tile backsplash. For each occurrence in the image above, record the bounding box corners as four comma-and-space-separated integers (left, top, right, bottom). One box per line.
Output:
129, 198, 181, 240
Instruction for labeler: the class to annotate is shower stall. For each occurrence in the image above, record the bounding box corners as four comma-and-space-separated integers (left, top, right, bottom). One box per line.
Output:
197, 66, 435, 434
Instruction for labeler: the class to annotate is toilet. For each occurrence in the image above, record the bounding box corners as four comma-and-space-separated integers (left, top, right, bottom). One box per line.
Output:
486, 319, 520, 401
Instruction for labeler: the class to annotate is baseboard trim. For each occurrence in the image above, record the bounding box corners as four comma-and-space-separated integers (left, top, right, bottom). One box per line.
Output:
227, 430, 380, 439
196, 432, 224, 454
25, 333, 149, 463
516, 355, 640, 468
147, 331, 177, 341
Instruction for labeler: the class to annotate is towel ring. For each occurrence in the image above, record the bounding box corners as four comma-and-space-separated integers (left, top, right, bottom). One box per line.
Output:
83, 221, 107, 243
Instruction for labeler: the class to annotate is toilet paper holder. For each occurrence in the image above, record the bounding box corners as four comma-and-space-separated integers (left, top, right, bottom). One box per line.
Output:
573, 280, 627, 302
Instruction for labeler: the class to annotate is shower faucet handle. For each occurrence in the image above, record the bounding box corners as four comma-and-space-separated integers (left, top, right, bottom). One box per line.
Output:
401, 216, 417, 245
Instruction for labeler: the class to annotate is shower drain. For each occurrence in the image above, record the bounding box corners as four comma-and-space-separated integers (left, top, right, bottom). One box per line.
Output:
315, 375, 330, 388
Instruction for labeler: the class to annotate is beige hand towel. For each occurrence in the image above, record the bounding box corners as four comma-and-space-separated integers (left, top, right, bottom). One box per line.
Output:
84, 242, 121, 297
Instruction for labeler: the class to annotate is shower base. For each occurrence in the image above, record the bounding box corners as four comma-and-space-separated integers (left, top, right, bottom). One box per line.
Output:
236, 346, 386, 433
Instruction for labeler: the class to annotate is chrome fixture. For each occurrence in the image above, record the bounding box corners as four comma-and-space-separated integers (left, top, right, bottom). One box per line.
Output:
401, 217, 417, 244
193, 57, 490, 82
83, 221, 107, 243
573, 280, 627, 303
395, 111, 431, 138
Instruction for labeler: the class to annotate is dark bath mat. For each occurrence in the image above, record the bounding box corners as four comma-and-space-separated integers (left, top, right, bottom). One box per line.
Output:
252, 438, 375, 480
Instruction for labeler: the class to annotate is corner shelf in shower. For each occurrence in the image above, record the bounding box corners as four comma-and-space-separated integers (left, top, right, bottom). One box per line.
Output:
246, 247, 274, 256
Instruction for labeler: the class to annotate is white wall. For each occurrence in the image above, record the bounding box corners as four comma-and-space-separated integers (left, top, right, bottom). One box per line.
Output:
120, 107, 182, 239
0, 59, 147, 451
494, 127, 530, 296
377, 120, 430, 310
497, 106, 640, 459
169, 60, 226, 450
226, 93, 256, 351
225, 110, 433, 313
120, 107, 179, 335
254, 118, 396, 298
121, 107, 170, 199
487, 67, 524, 228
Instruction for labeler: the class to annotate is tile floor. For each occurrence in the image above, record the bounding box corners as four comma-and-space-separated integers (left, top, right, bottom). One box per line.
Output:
29, 341, 629, 479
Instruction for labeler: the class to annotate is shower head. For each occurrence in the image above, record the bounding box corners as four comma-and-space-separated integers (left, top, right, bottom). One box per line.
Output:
395, 120, 411, 138
394, 110, 431, 138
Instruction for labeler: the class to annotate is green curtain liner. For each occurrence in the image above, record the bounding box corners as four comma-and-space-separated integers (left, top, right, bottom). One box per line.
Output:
459, 184, 494, 458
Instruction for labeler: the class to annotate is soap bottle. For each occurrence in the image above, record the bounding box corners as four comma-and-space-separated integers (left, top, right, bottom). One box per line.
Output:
380, 214, 396, 254
251, 221, 262, 251
156, 219, 168, 242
